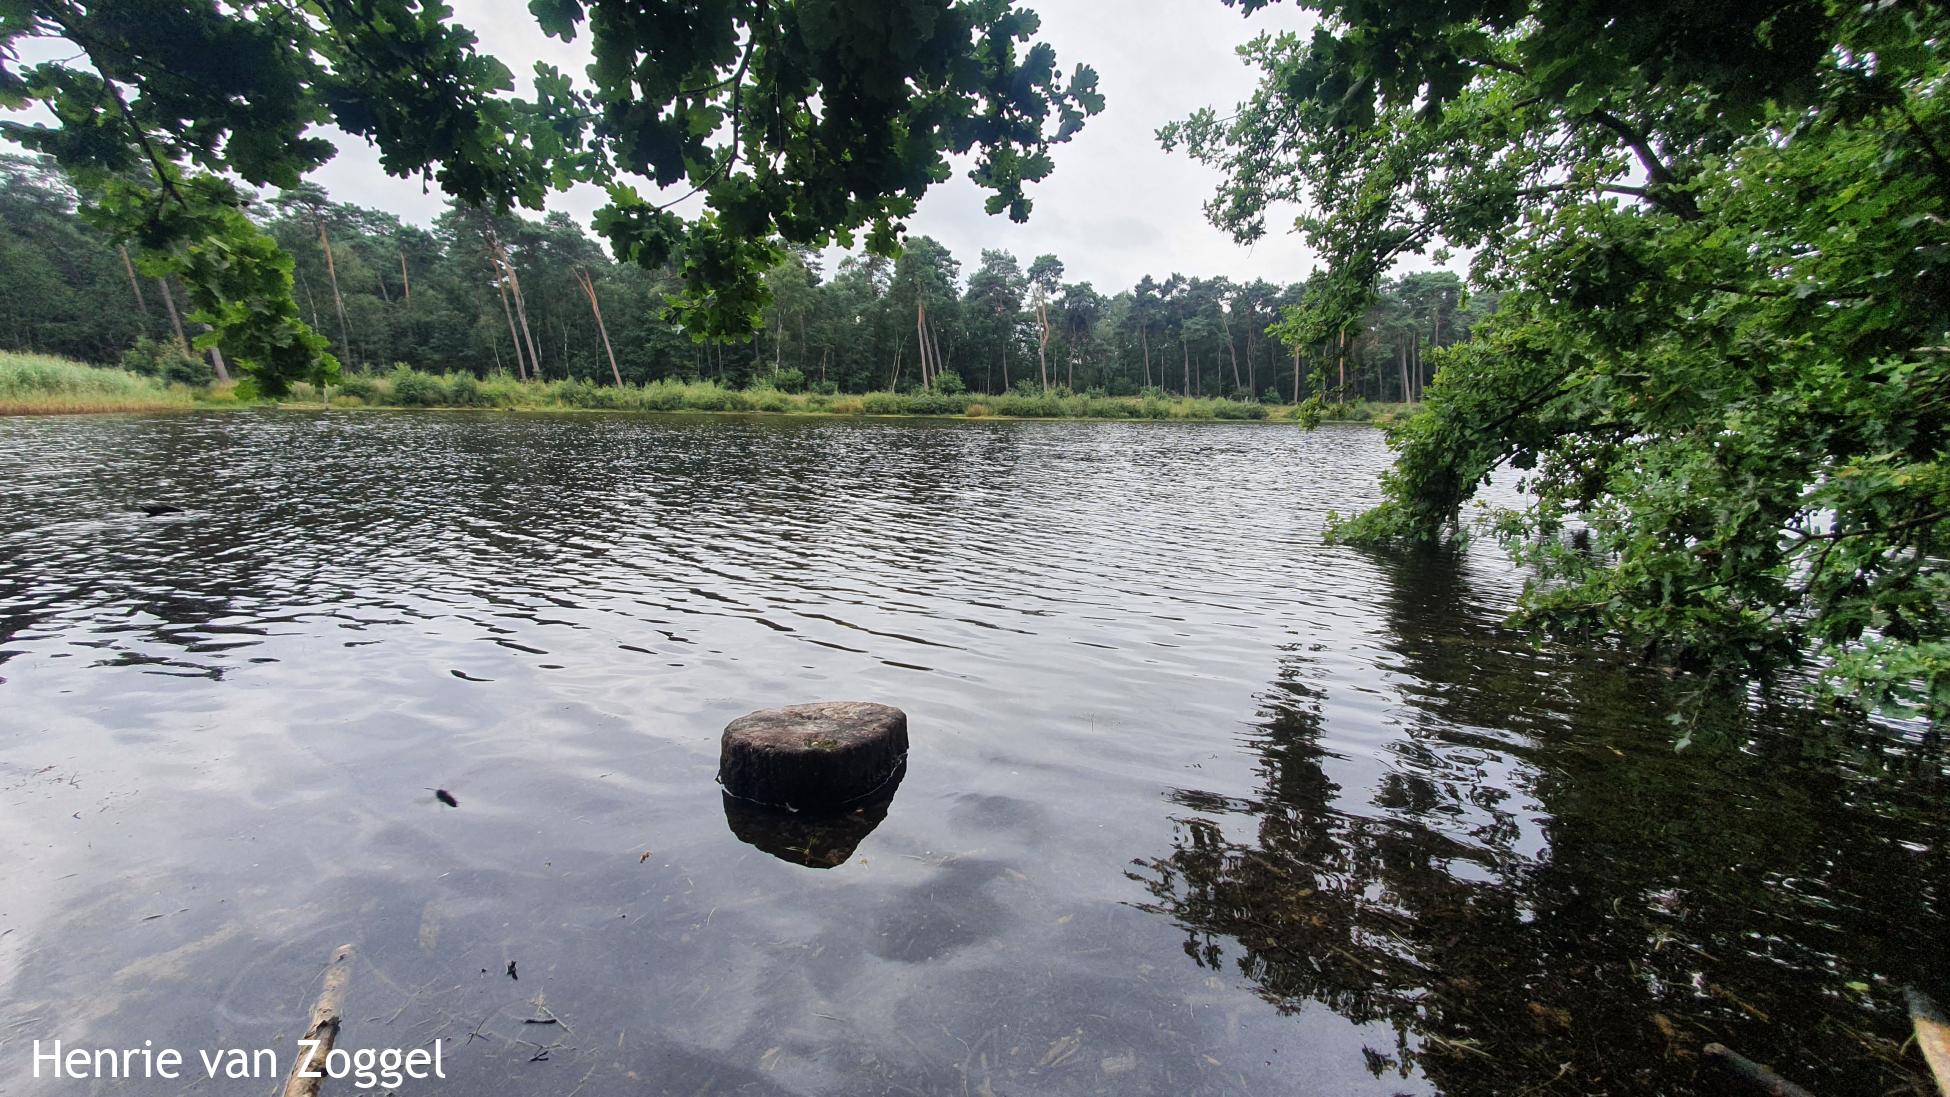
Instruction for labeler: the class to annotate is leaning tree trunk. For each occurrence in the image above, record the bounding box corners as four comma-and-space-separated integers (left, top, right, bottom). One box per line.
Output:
1292, 345, 1302, 403
316, 220, 354, 368
1035, 300, 1050, 390
504, 252, 543, 381
117, 245, 148, 318
495, 271, 527, 380
488, 233, 542, 380
202, 329, 232, 383
915, 299, 932, 389
1139, 322, 1151, 388
573, 267, 623, 386
398, 251, 412, 301
1221, 308, 1241, 393
156, 277, 190, 353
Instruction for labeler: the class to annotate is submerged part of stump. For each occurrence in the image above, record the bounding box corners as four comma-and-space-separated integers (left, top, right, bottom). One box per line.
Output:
719, 701, 908, 813
722, 770, 902, 868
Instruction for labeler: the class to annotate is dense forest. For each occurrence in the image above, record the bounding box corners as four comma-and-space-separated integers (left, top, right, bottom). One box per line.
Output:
0, 154, 1486, 402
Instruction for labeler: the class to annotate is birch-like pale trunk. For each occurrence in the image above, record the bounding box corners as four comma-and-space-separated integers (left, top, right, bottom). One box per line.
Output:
573, 267, 623, 387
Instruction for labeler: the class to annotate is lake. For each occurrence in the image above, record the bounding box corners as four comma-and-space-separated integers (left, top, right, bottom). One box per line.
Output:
0, 410, 1942, 1096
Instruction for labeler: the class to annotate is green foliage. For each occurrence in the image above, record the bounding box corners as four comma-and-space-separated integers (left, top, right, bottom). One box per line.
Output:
1, 1, 1102, 374
386, 364, 448, 407
120, 336, 211, 387
1181, 0, 1950, 720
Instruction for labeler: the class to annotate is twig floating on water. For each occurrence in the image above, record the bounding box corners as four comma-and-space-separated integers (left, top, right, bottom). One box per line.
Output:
1701, 1043, 1818, 1097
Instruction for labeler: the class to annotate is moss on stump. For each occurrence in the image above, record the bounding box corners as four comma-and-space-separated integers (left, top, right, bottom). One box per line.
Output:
718, 701, 908, 813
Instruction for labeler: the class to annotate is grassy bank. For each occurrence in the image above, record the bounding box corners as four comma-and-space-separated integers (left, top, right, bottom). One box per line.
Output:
0, 351, 196, 415
299, 366, 1400, 423
0, 353, 1404, 423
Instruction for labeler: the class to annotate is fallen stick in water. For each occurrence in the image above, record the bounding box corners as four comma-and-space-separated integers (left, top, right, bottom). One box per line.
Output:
1911, 987, 1950, 1096
1701, 1043, 1818, 1097
282, 944, 355, 1097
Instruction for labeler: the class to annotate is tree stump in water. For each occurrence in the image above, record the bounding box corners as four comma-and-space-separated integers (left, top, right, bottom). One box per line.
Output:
719, 702, 908, 813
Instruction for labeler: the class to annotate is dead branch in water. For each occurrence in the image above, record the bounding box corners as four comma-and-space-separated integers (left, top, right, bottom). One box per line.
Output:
282, 944, 355, 1097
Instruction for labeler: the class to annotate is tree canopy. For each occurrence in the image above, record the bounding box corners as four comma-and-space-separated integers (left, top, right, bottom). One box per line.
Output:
1167, 0, 1950, 724
0, 0, 1101, 392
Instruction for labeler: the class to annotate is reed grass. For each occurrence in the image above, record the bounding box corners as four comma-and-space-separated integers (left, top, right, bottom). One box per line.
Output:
0, 351, 194, 415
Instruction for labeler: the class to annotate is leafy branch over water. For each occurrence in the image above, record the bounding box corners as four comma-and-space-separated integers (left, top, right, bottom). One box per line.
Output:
1170, 0, 1950, 720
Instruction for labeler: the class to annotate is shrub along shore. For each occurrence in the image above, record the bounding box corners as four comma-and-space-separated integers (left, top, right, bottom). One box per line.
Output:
0, 352, 1399, 423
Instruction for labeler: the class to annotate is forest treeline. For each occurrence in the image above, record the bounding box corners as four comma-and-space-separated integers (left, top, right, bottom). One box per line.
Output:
0, 154, 1488, 402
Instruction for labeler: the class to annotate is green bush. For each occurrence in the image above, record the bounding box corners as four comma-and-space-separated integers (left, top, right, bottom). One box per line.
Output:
1213, 399, 1270, 420
930, 370, 967, 395
334, 373, 380, 402
810, 380, 839, 396
770, 367, 807, 393
387, 364, 447, 406
905, 392, 968, 415
749, 387, 792, 413
861, 391, 907, 414
447, 373, 484, 406
121, 337, 213, 387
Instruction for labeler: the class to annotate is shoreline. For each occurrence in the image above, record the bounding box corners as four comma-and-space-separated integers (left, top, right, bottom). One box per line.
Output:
2, 399, 1396, 425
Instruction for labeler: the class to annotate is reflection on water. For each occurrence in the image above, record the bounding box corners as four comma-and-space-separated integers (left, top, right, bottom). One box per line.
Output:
0, 410, 1942, 1096
724, 764, 903, 868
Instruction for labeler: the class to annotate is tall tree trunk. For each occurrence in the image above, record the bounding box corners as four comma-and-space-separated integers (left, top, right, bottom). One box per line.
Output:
489, 233, 542, 380
508, 264, 542, 380
916, 299, 932, 389
156, 277, 190, 353
1292, 345, 1302, 403
398, 251, 412, 301
204, 331, 232, 383
117, 245, 148, 316
1181, 337, 1190, 396
495, 272, 527, 380
316, 219, 353, 368
1139, 322, 1151, 388
1035, 300, 1050, 390
573, 267, 623, 386
1246, 322, 1256, 396
1221, 307, 1241, 393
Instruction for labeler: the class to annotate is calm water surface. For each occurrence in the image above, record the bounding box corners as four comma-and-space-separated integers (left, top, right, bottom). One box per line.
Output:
0, 411, 1943, 1096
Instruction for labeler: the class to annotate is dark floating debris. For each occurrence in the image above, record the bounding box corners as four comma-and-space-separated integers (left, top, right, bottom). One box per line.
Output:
432, 789, 459, 808
138, 504, 183, 517
505, 960, 518, 981
450, 670, 493, 682
719, 701, 908, 813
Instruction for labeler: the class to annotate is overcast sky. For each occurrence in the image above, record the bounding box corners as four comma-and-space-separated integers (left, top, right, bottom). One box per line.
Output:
296, 0, 1340, 291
